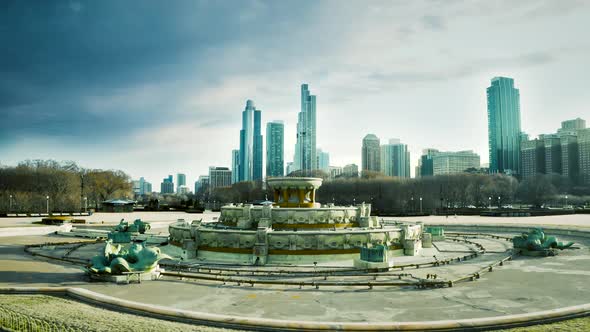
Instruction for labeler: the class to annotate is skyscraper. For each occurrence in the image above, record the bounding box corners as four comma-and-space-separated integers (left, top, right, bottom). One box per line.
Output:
239, 100, 263, 182
487, 77, 522, 176
266, 121, 284, 177
160, 175, 174, 194
294, 84, 317, 174
317, 149, 330, 173
231, 149, 240, 184
362, 134, 381, 173
577, 128, 590, 185
208, 167, 232, 194
176, 173, 186, 193
380, 138, 410, 178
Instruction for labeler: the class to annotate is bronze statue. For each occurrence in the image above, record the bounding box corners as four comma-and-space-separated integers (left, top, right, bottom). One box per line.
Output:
513, 228, 574, 254
87, 240, 170, 275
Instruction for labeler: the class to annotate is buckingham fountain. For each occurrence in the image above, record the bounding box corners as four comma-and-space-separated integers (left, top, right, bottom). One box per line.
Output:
169, 177, 424, 265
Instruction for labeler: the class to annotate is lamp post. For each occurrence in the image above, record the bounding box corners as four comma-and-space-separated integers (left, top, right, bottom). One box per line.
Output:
9, 195, 13, 212
565, 195, 568, 208
498, 196, 501, 208
46, 196, 50, 214
419, 197, 423, 214
84, 197, 88, 213
488, 196, 492, 209
411, 196, 414, 212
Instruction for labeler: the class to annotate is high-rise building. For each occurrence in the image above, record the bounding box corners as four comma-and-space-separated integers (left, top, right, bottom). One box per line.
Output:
160, 175, 174, 194
195, 175, 209, 194
520, 139, 545, 180
343, 164, 359, 178
176, 173, 186, 193
266, 121, 284, 177
135, 177, 151, 195
362, 134, 381, 173
231, 149, 240, 184
294, 84, 317, 174
560, 133, 579, 182
239, 100, 263, 182
209, 167, 232, 194
418, 148, 439, 177
329, 166, 343, 180
559, 118, 586, 134
578, 128, 590, 185
317, 149, 330, 174
487, 77, 522, 176
380, 138, 410, 178
417, 149, 480, 176
144, 181, 152, 194
177, 185, 190, 195
541, 134, 562, 175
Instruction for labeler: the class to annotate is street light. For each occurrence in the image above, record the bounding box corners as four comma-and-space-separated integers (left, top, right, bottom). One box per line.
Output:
84, 197, 88, 213
565, 195, 568, 208
498, 196, 501, 208
9, 194, 13, 212
46, 195, 50, 214
488, 196, 492, 209
419, 197, 423, 214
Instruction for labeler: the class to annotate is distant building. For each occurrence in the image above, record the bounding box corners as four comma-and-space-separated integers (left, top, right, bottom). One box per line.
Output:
579, 128, 590, 185
133, 177, 152, 196
239, 100, 263, 182
380, 139, 410, 178
487, 77, 522, 176
231, 149, 240, 184
520, 139, 545, 180
432, 151, 480, 175
329, 166, 343, 180
343, 164, 359, 178
362, 134, 381, 173
209, 167, 232, 194
177, 185, 190, 195
195, 176, 209, 194
176, 173, 186, 193
294, 84, 317, 174
286, 162, 295, 176
266, 121, 284, 177
160, 175, 174, 194
520, 118, 587, 183
317, 149, 330, 174
417, 149, 479, 176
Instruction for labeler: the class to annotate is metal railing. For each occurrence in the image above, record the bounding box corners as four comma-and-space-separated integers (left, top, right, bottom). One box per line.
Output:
0, 305, 79, 332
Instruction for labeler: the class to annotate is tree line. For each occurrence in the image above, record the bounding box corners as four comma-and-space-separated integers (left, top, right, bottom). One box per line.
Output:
0, 160, 132, 213
205, 172, 590, 213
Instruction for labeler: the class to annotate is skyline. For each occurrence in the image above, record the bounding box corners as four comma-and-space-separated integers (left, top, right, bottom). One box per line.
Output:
1, 1, 590, 187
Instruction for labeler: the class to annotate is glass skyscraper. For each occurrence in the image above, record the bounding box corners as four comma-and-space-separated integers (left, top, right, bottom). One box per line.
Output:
487, 77, 522, 176
266, 121, 284, 177
294, 84, 317, 174
231, 149, 240, 184
380, 138, 410, 178
239, 100, 263, 182
362, 134, 381, 173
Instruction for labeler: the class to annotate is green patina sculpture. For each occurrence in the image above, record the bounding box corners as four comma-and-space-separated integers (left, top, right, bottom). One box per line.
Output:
115, 219, 151, 234
87, 240, 170, 275
512, 228, 574, 253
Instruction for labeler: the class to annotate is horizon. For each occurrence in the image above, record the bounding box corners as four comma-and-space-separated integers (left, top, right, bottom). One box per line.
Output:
1, 1, 589, 187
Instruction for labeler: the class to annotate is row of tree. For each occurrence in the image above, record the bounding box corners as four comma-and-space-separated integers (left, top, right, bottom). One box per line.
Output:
0, 160, 132, 213
204, 172, 590, 213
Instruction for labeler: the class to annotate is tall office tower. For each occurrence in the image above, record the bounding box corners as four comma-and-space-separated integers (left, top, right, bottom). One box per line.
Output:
266, 121, 284, 177
195, 175, 209, 194
208, 167, 232, 194
239, 100, 263, 182
176, 173, 186, 193
160, 175, 174, 194
294, 84, 317, 174
144, 182, 152, 194
520, 139, 546, 180
418, 148, 439, 177
231, 149, 240, 184
578, 128, 590, 185
487, 77, 522, 176
317, 149, 330, 173
362, 134, 381, 173
380, 138, 411, 178
541, 134, 562, 175
560, 133, 579, 182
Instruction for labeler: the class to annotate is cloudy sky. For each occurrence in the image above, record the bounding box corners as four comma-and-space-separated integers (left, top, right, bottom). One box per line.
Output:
1, 0, 589, 187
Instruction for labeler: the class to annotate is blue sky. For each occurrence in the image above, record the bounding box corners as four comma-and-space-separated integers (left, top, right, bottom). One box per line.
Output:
1, 0, 589, 187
